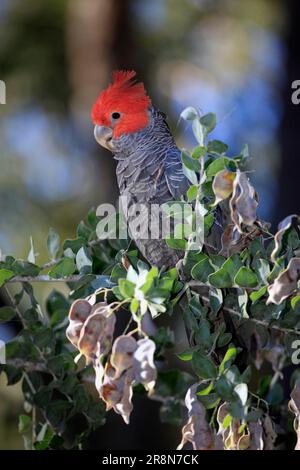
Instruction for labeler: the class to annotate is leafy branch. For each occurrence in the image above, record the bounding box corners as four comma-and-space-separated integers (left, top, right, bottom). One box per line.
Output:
1, 109, 300, 450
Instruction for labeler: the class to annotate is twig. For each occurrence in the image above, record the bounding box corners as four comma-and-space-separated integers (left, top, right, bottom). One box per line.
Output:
188, 280, 300, 336
40, 238, 102, 271
188, 280, 260, 291
7, 273, 112, 284
3, 285, 25, 326
270, 353, 286, 388
5, 358, 48, 372
201, 293, 300, 337
7, 275, 87, 283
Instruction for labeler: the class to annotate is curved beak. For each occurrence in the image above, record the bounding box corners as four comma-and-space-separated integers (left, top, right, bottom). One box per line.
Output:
94, 125, 114, 151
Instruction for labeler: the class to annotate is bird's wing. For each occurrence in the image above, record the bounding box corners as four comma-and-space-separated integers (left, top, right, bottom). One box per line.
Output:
163, 148, 190, 200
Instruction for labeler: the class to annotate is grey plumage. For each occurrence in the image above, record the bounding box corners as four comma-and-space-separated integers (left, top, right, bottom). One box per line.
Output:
111, 107, 190, 269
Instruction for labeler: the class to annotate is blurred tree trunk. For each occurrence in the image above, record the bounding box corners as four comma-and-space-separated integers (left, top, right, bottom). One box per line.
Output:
277, 0, 300, 222
66, 0, 134, 206
66, 0, 133, 122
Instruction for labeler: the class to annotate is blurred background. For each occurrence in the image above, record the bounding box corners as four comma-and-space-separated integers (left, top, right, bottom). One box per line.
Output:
0, 0, 299, 449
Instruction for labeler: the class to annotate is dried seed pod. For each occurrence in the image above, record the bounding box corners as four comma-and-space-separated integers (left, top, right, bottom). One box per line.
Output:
133, 338, 156, 395
69, 299, 92, 323
111, 335, 137, 379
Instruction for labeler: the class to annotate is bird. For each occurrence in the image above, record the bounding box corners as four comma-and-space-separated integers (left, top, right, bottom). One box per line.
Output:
91, 70, 201, 269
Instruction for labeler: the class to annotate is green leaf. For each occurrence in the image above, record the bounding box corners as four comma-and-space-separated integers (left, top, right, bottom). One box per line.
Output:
198, 393, 220, 409
162, 268, 178, 281
0, 306, 16, 323
192, 119, 204, 144
76, 246, 92, 273
228, 401, 244, 420
13, 261, 40, 276
3, 365, 22, 385
238, 289, 249, 318
182, 165, 198, 185
189, 295, 208, 317
241, 366, 252, 384
215, 376, 234, 400
206, 157, 229, 178
219, 345, 237, 374
46, 290, 69, 315
174, 223, 193, 240
187, 185, 198, 202
200, 112, 216, 134
222, 414, 232, 429
257, 375, 271, 397
130, 298, 139, 315
48, 258, 76, 278
266, 383, 284, 405
196, 381, 214, 396
180, 106, 199, 121
291, 295, 300, 310
210, 255, 226, 268
77, 220, 92, 240
0, 269, 14, 287
207, 140, 228, 155
35, 426, 54, 450
209, 288, 223, 313
208, 268, 232, 288
118, 279, 135, 298
181, 150, 201, 171
63, 237, 86, 254
27, 236, 36, 264
192, 352, 218, 379
241, 143, 249, 159
165, 238, 187, 250
110, 263, 127, 283
234, 267, 258, 288
87, 208, 100, 229
46, 401, 72, 429
18, 415, 32, 434
234, 383, 248, 406
148, 301, 166, 319
191, 257, 214, 282
5, 338, 22, 359
250, 285, 267, 303
223, 255, 242, 279
192, 146, 206, 159
34, 328, 53, 349
177, 348, 195, 362
152, 327, 175, 352
204, 213, 215, 236
34, 386, 53, 407
253, 258, 270, 284
217, 332, 232, 347
195, 319, 212, 349
47, 228, 60, 260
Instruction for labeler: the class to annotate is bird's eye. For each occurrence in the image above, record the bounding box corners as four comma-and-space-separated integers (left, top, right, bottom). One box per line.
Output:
111, 112, 121, 120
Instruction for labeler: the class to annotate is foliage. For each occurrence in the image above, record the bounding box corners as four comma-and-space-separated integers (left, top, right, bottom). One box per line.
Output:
1, 108, 300, 450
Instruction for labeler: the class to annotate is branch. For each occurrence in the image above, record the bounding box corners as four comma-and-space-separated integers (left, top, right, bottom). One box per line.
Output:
188, 281, 300, 337
5, 239, 106, 283
40, 238, 103, 270
3, 285, 26, 327
5, 360, 186, 410
7, 275, 87, 283
214, 299, 299, 336
5, 358, 48, 372
188, 280, 259, 291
